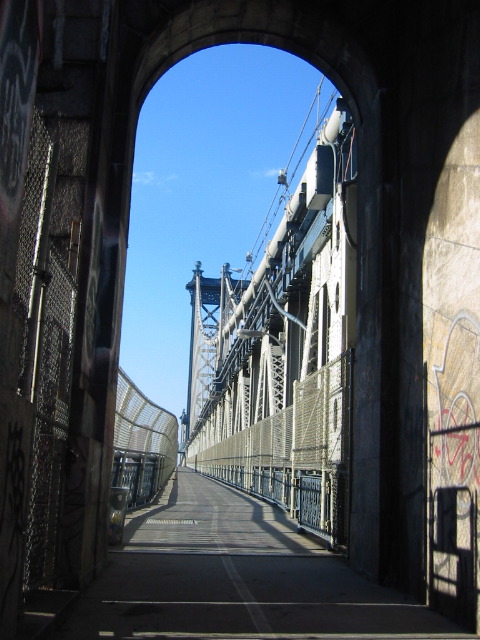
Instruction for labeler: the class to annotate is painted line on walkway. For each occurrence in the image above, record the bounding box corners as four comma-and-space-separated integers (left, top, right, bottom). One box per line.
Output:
110, 548, 322, 556
127, 632, 474, 639
101, 599, 425, 608
210, 505, 278, 638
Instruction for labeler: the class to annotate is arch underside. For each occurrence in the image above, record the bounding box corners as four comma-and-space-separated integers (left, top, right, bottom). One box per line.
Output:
110, 0, 480, 621
24, 0, 480, 633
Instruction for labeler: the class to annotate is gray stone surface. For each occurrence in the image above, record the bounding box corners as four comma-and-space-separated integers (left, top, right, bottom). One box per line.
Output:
43, 469, 473, 640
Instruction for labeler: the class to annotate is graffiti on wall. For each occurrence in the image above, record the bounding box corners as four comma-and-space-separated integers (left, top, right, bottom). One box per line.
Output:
82, 199, 103, 374
0, 421, 26, 622
429, 311, 479, 628
432, 311, 480, 487
60, 436, 88, 577
0, 1, 38, 221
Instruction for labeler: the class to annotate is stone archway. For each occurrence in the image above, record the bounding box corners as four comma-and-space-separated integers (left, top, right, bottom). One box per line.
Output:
101, 0, 391, 593
29, 0, 480, 633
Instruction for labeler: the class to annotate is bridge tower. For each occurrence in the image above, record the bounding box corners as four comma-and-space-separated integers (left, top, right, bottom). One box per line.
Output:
185, 261, 248, 443
185, 262, 222, 443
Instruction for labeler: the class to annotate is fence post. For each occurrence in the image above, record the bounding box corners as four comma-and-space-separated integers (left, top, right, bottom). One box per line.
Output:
137, 455, 146, 503
290, 380, 298, 518
119, 452, 127, 487
154, 456, 162, 494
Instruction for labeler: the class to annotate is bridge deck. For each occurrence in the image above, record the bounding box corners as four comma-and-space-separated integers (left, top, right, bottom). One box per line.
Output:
121, 467, 326, 556
46, 468, 472, 640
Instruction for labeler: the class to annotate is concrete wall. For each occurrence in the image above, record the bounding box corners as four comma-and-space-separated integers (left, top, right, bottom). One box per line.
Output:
401, 17, 480, 622
0, 2, 39, 637
0, 0, 480, 636
35, 0, 125, 592
392, 9, 480, 627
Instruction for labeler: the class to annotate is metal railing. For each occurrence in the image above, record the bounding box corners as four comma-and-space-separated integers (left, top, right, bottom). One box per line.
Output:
187, 349, 353, 550
113, 368, 178, 509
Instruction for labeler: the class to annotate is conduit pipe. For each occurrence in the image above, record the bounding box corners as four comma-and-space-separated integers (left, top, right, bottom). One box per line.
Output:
264, 279, 307, 332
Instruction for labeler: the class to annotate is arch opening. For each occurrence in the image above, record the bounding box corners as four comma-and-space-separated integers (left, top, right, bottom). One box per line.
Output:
4, 2, 480, 637
111, 1, 386, 602
120, 37, 361, 563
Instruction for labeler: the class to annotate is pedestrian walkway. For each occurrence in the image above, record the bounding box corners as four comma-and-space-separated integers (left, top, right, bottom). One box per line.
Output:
120, 467, 327, 557
22, 468, 474, 639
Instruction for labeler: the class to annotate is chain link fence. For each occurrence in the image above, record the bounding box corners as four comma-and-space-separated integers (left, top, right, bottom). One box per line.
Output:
13, 109, 79, 592
112, 368, 179, 508
187, 350, 353, 550
13, 109, 53, 388
23, 245, 78, 591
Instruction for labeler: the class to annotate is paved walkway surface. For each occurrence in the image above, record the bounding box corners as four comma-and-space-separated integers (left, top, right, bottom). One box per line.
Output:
23, 468, 475, 639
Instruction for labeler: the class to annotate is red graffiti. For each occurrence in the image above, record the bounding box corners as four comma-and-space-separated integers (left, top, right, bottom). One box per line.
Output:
434, 401, 478, 487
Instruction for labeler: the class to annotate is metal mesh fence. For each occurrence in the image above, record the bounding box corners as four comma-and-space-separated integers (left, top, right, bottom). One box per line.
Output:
189, 355, 350, 470
188, 353, 351, 474
13, 109, 53, 385
187, 350, 352, 547
191, 406, 293, 472
294, 352, 350, 471
20, 110, 80, 592
24, 290, 76, 588
23, 427, 65, 590
36, 246, 77, 428
114, 368, 178, 478
24, 247, 77, 591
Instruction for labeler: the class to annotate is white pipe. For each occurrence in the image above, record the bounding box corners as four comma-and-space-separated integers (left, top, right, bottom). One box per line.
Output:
286, 175, 307, 221
223, 212, 290, 336
223, 101, 342, 338
318, 106, 341, 145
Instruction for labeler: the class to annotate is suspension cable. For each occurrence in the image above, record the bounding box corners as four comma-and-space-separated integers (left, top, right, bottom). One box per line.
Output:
233, 81, 339, 298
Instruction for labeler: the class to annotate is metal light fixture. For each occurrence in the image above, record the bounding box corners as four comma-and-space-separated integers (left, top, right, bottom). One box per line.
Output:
277, 169, 288, 186
236, 328, 285, 349
237, 328, 264, 340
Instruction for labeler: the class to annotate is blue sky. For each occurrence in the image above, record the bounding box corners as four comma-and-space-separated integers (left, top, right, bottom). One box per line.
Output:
119, 44, 337, 419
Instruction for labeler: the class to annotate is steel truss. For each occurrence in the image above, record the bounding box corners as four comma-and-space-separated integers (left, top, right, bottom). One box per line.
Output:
185, 97, 356, 551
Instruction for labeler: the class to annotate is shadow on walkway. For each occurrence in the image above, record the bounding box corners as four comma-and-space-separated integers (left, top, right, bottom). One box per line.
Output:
17, 467, 475, 640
